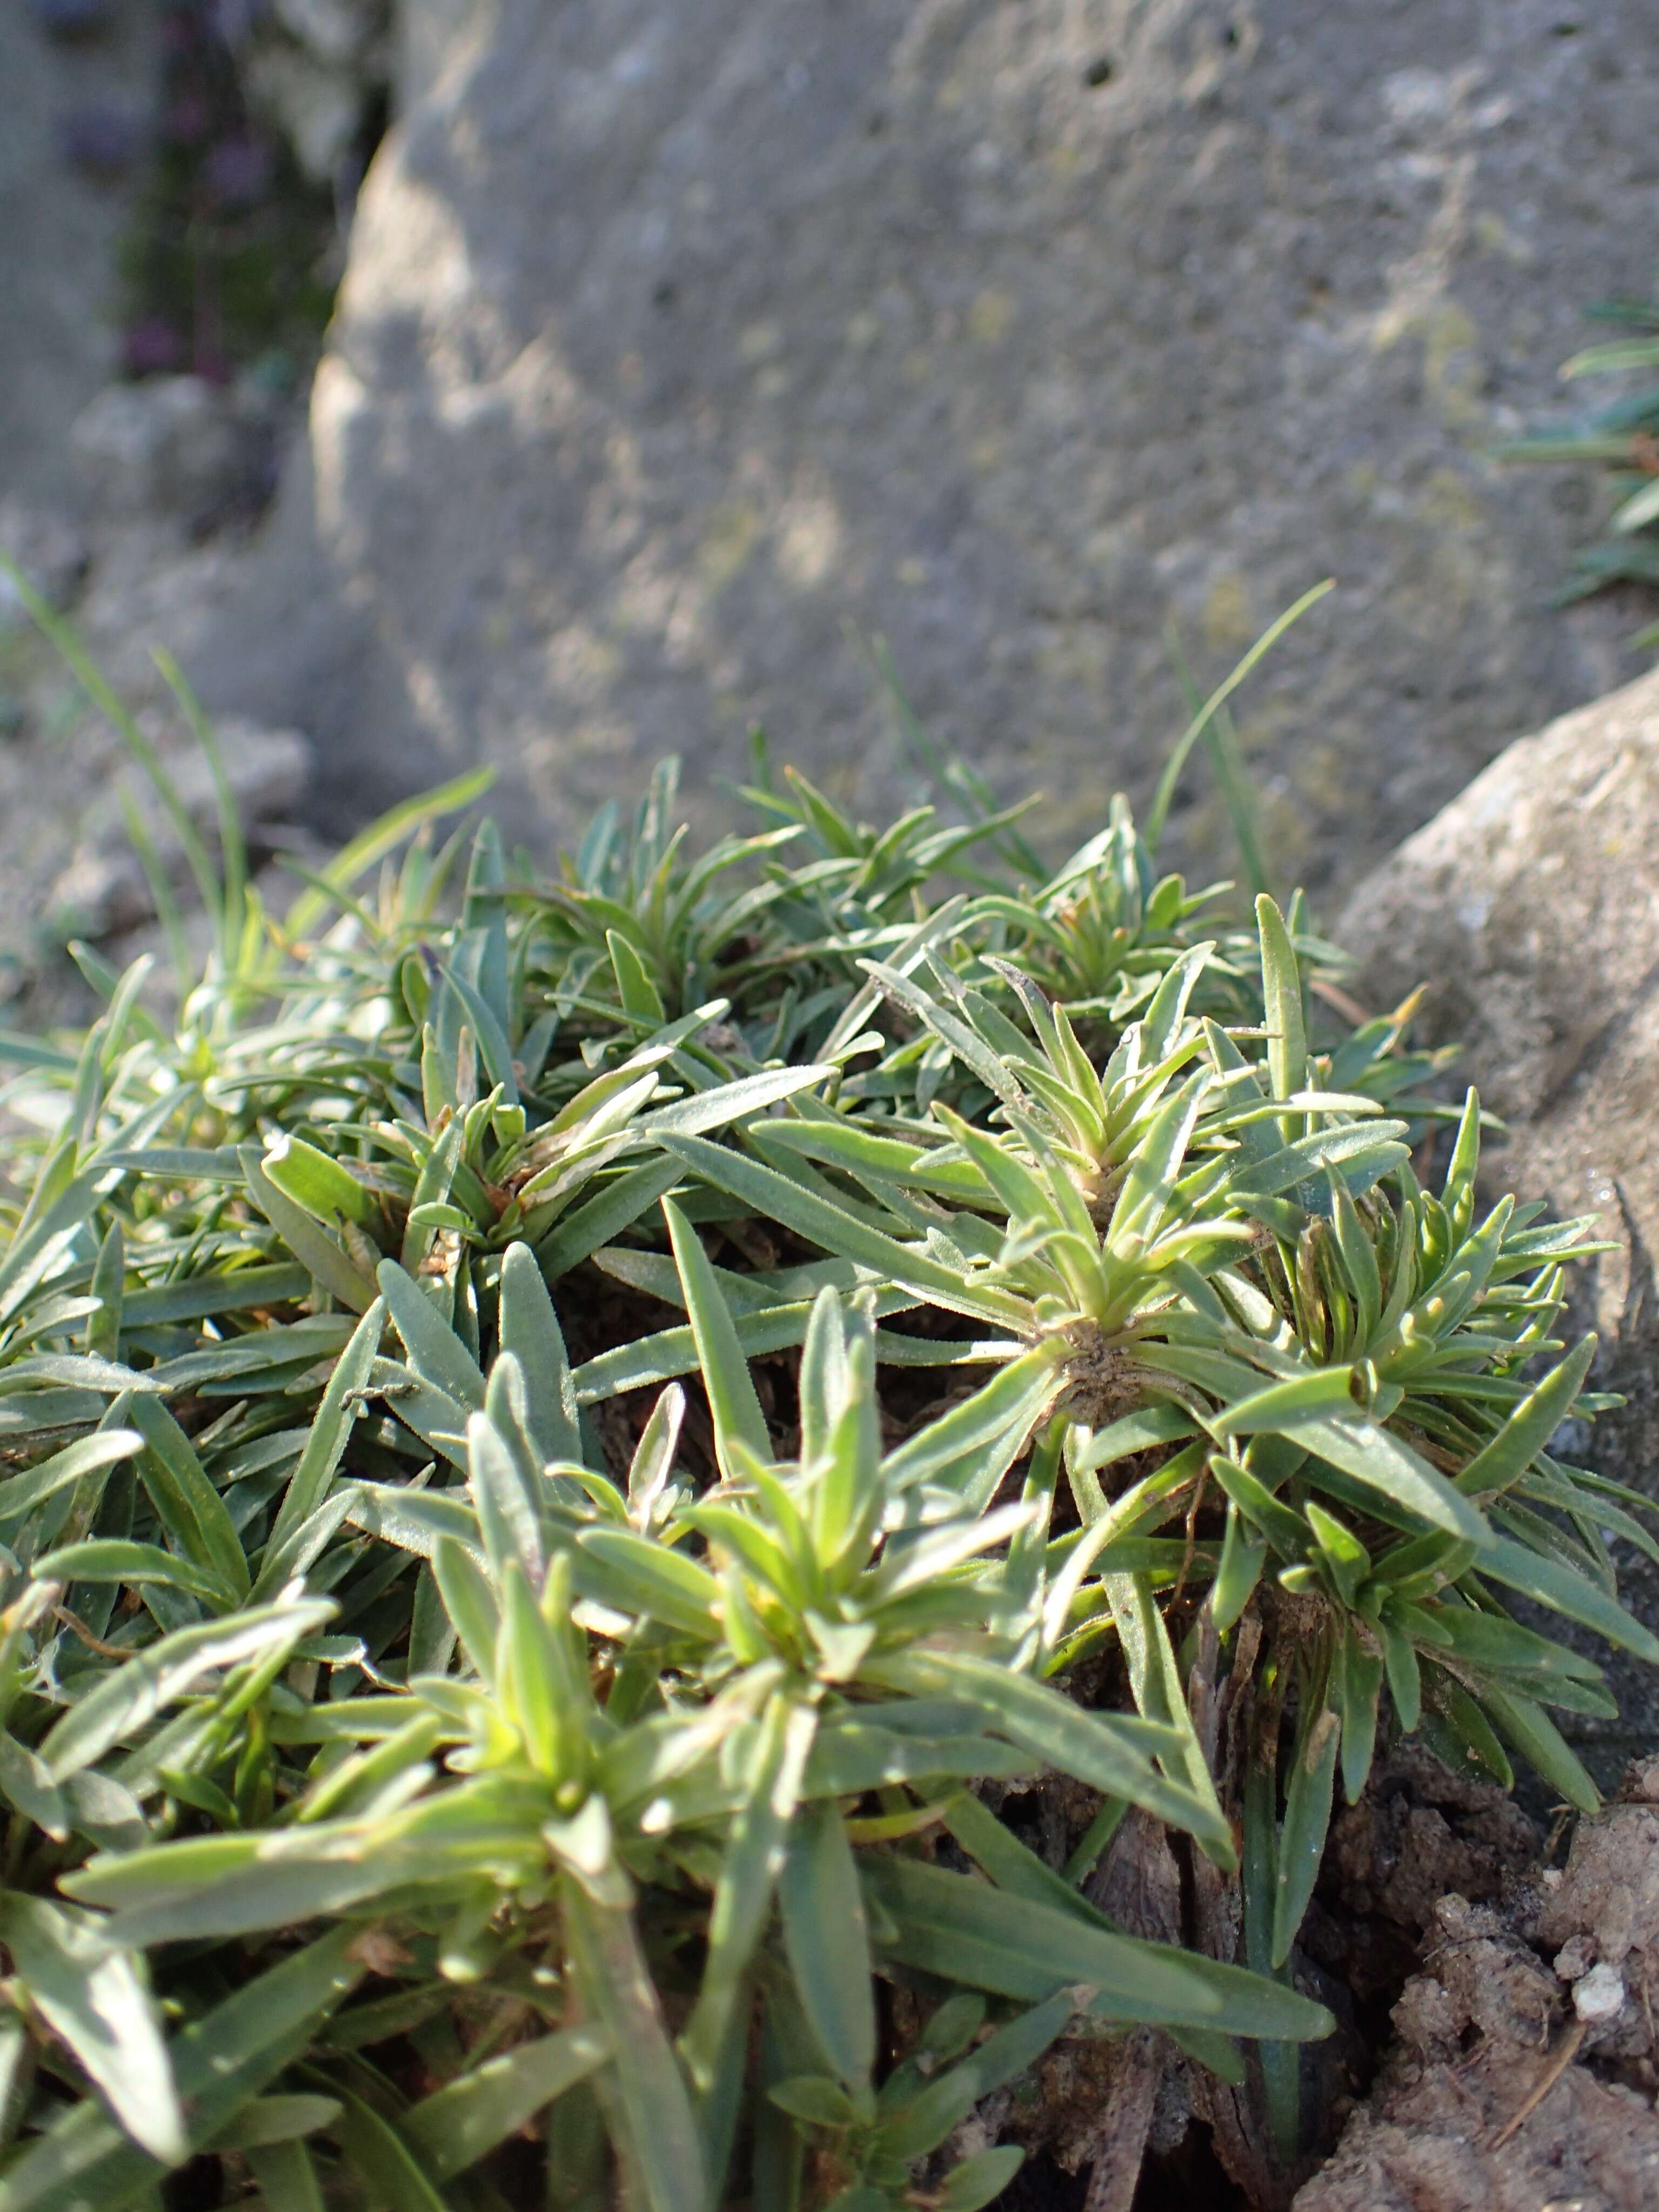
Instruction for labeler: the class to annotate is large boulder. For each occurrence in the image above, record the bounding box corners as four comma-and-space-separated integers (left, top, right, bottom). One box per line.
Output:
202, 0, 1656, 879
1341, 663, 1659, 1768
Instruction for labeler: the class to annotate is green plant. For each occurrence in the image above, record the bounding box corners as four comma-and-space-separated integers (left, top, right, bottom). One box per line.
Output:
0, 595, 1651, 2212
1497, 297, 1659, 640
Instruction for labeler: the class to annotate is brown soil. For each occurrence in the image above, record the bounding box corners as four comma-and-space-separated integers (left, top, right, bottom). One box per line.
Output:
1294, 1755, 1659, 2212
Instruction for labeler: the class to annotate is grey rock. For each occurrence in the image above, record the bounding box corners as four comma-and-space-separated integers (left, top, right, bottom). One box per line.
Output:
0, 499, 90, 631
0, 513, 290, 1007
69, 379, 270, 534
30, 0, 113, 43
246, 0, 389, 185
1340, 664, 1659, 1773
54, 101, 146, 180
0, 2, 159, 504
195, 0, 1655, 882
46, 716, 314, 940
270, 0, 381, 69
244, 45, 368, 183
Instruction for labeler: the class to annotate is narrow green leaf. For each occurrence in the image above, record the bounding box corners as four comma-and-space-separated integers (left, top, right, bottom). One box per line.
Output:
1480, 1684, 1599, 1815
42, 1599, 333, 1779
863, 1858, 1329, 2042
659, 1135, 1029, 1329
1378, 1608, 1422, 1732
642, 1064, 836, 1140
1255, 894, 1305, 1138
1456, 1337, 1598, 1497
210, 2097, 341, 2151
497, 1241, 582, 1462
871, 1991, 1074, 2163
663, 1198, 771, 1476
0, 1432, 143, 1531
1271, 1700, 1339, 1967
432, 1535, 502, 1682
942, 1792, 1105, 1929
537, 1157, 686, 1278
1281, 1410, 1486, 1542
1103, 1569, 1227, 1834
86, 1221, 123, 1363
682, 1696, 816, 2088
246, 2142, 325, 2212
1144, 581, 1334, 850
438, 960, 519, 1107
607, 929, 667, 1025
0, 1897, 183, 2164
778, 1802, 876, 2088
262, 1136, 379, 1230
241, 1147, 378, 1313
32, 1540, 234, 1611
327, 2094, 449, 2212
0, 1927, 363, 2212
377, 1259, 487, 1410
884, 1346, 1060, 1492
470, 1392, 547, 1587
938, 2147, 1027, 2212
128, 1395, 249, 1598
0, 1732, 70, 1840
1335, 1622, 1384, 1806
255, 1298, 385, 1594
563, 1882, 706, 2212
576, 1525, 722, 1638
867, 1648, 1235, 1866
403, 2027, 611, 2178
1477, 1533, 1659, 1662
1210, 1503, 1267, 1632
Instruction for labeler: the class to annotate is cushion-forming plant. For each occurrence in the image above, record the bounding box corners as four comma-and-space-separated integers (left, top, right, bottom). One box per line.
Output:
0, 613, 1650, 2212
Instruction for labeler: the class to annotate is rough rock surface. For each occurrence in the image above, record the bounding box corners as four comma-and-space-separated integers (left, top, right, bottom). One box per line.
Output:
1341, 663, 1659, 1770
69, 379, 277, 536
0, 508, 313, 1011
47, 716, 312, 941
1, 3, 158, 504
1293, 1758, 1659, 2212
196, 0, 1656, 876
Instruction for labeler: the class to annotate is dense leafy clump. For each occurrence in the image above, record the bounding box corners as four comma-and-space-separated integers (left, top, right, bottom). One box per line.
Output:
1499, 295, 1659, 635
0, 689, 1653, 2212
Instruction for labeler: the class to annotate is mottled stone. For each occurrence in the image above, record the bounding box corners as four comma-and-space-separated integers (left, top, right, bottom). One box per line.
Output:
69, 378, 270, 532
196, 0, 1655, 877
0, 2, 159, 502
46, 718, 311, 940
1341, 665, 1659, 1772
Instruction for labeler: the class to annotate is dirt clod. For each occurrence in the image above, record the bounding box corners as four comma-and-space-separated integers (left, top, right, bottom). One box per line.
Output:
1294, 1756, 1659, 2211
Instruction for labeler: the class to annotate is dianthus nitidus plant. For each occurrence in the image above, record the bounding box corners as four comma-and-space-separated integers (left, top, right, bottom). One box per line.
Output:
0, 697, 1650, 2212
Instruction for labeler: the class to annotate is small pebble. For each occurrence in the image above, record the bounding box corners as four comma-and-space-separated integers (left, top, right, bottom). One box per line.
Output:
1555, 1933, 1596, 1981
1574, 1962, 1625, 2022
